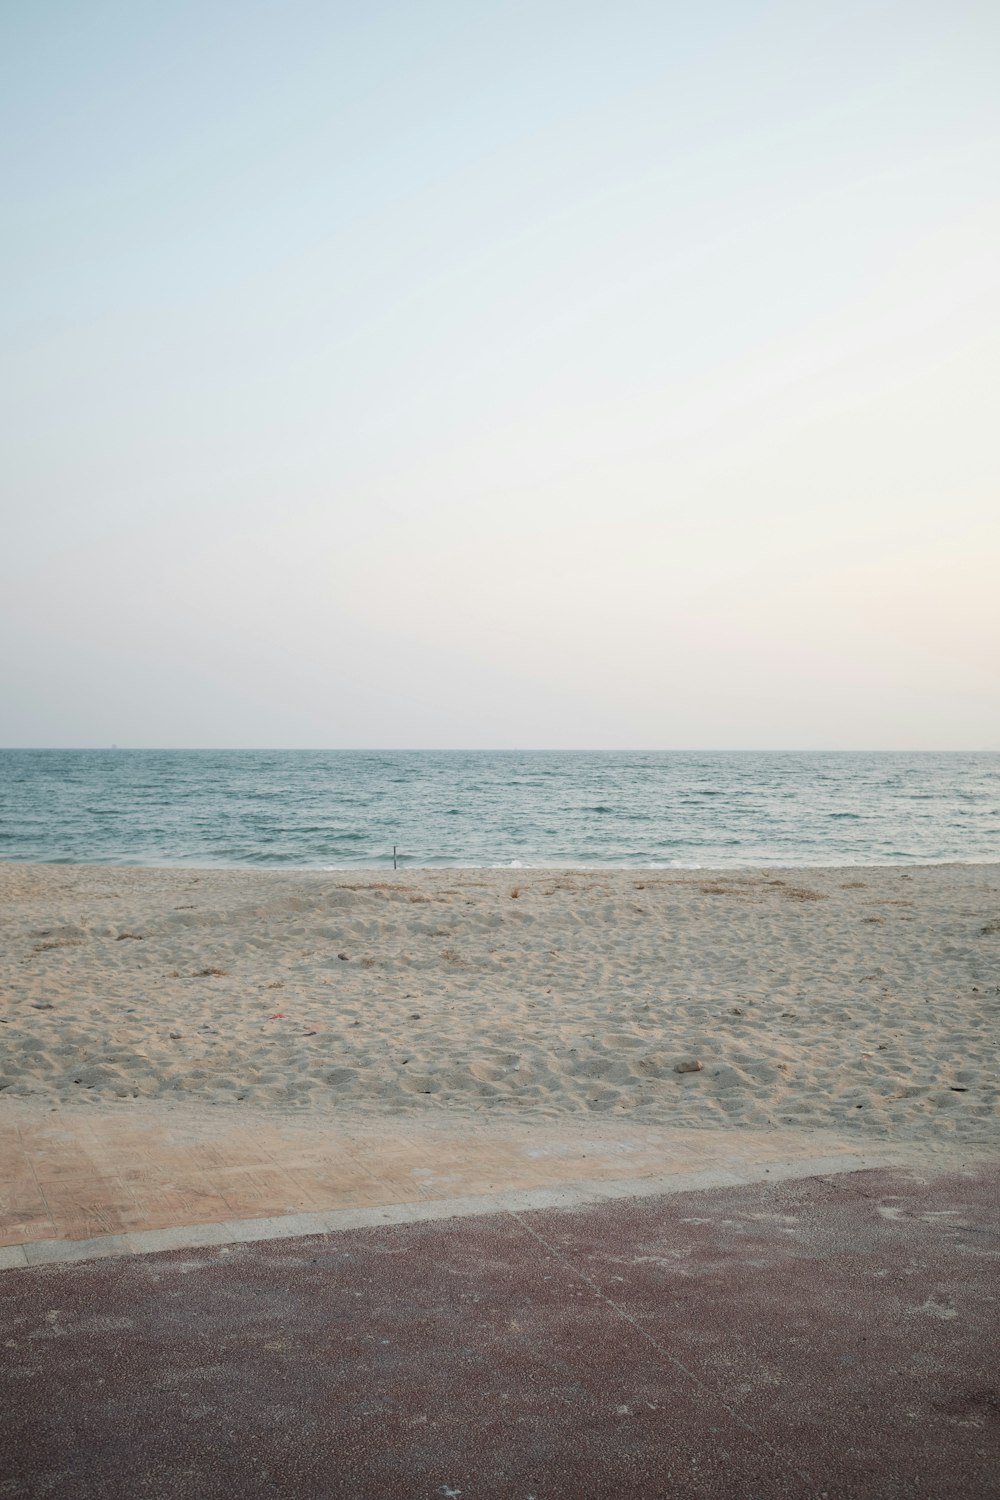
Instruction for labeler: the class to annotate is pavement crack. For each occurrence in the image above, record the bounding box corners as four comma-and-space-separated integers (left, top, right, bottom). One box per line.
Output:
506, 1205, 817, 1491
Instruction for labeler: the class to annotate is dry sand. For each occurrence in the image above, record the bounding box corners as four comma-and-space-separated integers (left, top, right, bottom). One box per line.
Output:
1, 863, 998, 1142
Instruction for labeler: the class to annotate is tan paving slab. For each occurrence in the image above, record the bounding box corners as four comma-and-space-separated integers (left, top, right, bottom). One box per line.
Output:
2, 1097, 989, 1263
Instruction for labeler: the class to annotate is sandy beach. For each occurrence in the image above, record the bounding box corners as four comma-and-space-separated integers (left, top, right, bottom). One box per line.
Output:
1, 862, 997, 1142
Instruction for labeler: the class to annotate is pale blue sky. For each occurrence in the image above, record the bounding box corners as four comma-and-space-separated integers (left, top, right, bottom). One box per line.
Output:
2, 1, 998, 747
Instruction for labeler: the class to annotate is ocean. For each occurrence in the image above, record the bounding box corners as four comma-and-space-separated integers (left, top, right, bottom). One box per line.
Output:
0, 749, 996, 869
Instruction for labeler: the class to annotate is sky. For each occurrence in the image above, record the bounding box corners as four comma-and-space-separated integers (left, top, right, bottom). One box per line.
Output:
1, 0, 998, 750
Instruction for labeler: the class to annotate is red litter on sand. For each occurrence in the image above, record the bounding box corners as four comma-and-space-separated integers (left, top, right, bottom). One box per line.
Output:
268, 1013, 286, 1020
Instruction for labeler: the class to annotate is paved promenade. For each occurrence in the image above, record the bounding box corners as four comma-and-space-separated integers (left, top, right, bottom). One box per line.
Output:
2, 1151, 997, 1499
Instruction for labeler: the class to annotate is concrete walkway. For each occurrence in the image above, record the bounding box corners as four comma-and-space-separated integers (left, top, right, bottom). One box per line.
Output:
0, 1101, 946, 1268
2, 1159, 997, 1498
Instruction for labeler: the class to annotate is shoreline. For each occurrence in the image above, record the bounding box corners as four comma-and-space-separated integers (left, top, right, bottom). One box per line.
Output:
3, 858, 999, 871
2, 861, 998, 1146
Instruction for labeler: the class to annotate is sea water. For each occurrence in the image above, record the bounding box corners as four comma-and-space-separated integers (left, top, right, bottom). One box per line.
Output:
0, 749, 997, 868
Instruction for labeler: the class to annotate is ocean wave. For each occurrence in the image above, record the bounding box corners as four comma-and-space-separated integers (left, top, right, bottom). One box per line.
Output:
1, 750, 997, 868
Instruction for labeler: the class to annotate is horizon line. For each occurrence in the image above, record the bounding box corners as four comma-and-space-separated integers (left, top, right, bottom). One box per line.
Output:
2, 747, 997, 756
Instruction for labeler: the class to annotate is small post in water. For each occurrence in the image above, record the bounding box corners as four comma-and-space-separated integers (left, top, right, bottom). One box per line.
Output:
393, 844, 397, 871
